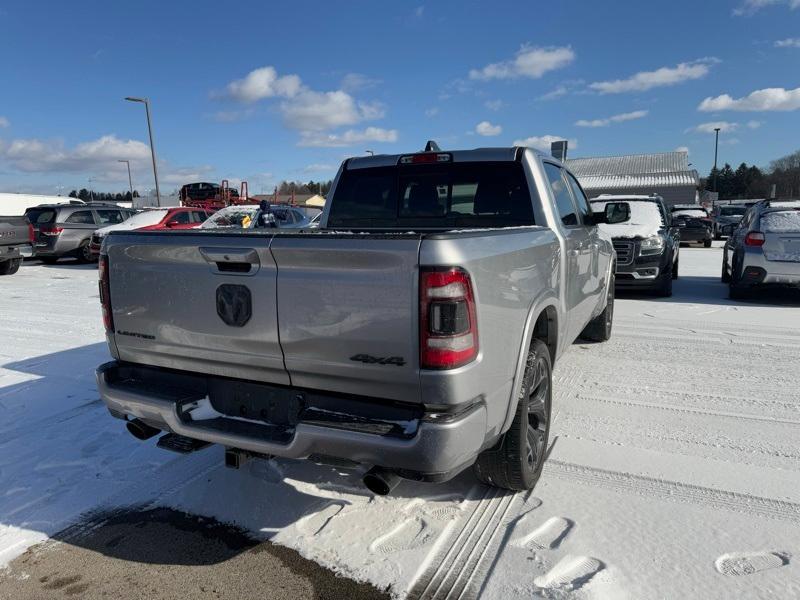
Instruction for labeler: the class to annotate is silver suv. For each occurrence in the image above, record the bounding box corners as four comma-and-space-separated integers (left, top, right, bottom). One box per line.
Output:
25, 202, 135, 263
722, 200, 800, 298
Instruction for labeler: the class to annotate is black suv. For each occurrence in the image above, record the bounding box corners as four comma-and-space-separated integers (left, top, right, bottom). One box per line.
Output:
590, 195, 680, 297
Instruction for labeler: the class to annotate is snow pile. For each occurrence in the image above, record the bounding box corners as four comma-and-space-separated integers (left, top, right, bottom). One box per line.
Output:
673, 209, 708, 219
593, 200, 665, 239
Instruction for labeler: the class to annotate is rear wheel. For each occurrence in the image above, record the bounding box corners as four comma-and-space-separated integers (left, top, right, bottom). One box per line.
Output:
729, 252, 747, 299
721, 249, 731, 283
704, 238, 712, 248
473, 339, 551, 491
0, 258, 21, 275
76, 241, 95, 264
672, 256, 679, 279
581, 274, 614, 342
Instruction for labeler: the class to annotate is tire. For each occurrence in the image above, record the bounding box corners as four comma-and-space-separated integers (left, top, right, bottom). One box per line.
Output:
721, 249, 731, 283
728, 252, 747, 299
704, 238, 712, 248
672, 256, 679, 280
0, 258, 21, 275
655, 261, 673, 297
581, 274, 614, 342
76, 241, 95, 264
473, 339, 552, 491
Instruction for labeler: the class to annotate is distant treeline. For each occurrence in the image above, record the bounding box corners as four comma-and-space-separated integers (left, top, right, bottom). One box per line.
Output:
703, 149, 800, 200
277, 180, 333, 196
68, 189, 139, 203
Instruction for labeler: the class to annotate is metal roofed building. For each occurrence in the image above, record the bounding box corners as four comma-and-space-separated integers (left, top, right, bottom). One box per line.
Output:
565, 151, 700, 208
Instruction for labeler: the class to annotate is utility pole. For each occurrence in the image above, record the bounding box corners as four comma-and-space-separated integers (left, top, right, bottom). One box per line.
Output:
713, 127, 721, 194
118, 159, 133, 201
125, 97, 161, 206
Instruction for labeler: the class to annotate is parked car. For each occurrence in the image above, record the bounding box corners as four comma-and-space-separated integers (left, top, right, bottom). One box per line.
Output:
95, 144, 629, 494
590, 194, 680, 297
712, 204, 749, 239
0, 215, 33, 275
722, 200, 800, 298
199, 204, 311, 229
25, 203, 135, 263
90, 207, 210, 258
307, 212, 322, 229
671, 205, 712, 247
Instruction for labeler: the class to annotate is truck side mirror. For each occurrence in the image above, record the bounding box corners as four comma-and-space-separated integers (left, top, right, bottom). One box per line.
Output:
594, 202, 630, 224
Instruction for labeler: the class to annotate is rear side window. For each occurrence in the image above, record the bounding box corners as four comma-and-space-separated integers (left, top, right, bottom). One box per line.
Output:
96, 209, 124, 225
64, 210, 95, 224
170, 211, 192, 224
191, 211, 207, 223
543, 163, 578, 226
328, 161, 535, 228
26, 208, 56, 224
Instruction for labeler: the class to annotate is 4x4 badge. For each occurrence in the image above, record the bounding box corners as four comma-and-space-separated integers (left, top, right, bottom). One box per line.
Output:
350, 354, 406, 367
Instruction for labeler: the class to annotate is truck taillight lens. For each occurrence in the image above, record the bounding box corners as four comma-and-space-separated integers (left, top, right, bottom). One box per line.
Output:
27, 223, 34, 243
40, 226, 63, 236
745, 231, 765, 247
420, 268, 478, 370
99, 255, 114, 332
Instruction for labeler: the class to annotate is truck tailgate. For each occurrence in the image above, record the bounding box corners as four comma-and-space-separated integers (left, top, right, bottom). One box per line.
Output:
271, 235, 422, 403
106, 232, 289, 385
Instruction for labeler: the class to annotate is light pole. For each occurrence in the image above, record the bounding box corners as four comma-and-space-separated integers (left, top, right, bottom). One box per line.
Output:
713, 127, 721, 194
125, 97, 161, 206
87, 177, 96, 202
365, 149, 374, 156
118, 159, 134, 201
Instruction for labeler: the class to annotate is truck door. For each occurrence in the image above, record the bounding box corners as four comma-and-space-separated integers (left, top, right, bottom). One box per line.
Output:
542, 162, 594, 342
565, 171, 606, 300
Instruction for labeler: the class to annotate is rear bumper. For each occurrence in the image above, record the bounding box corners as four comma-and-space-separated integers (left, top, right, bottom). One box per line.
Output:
739, 249, 800, 287
679, 229, 711, 243
96, 361, 488, 481
1, 244, 31, 260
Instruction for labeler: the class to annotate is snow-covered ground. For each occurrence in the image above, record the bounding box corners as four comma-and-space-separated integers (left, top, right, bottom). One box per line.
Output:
1, 245, 799, 599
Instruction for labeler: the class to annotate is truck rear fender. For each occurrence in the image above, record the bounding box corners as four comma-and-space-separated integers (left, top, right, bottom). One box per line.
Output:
499, 293, 560, 434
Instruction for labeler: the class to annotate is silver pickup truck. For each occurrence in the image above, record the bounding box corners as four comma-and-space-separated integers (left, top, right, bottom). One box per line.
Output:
0, 215, 33, 275
96, 146, 628, 494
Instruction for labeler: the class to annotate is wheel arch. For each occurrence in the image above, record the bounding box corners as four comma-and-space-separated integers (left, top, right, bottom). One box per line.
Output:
500, 296, 559, 435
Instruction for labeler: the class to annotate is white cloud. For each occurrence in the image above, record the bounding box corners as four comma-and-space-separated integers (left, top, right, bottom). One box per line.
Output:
297, 127, 398, 147
341, 72, 381, 92
303, 163, 335, 173
747, 120, 762, 128
589, 58, 717, 94
0, 116, 8, 128
675, 146, 690, 155
475, 121, 502, 136
575, 109, 648, 127
734, 0, 800, 16
484, 99, 504, 111
469, 46, 575, 81
687, 121, 739, 134
512, 135, 577, 151
539, 86, 568, 101
281, 91, 384, 131
698, 86, 800, 112
775, 37, 800, 47
0, 134, 211, 186
225, 66, 302, 103
424, 107, 439, 117
414, 5, 425, 17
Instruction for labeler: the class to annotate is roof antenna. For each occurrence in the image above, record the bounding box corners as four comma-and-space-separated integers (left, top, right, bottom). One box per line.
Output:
424, 140, 441, 152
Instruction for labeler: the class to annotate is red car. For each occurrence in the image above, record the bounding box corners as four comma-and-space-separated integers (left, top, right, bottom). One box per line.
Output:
90, 207, 210, 257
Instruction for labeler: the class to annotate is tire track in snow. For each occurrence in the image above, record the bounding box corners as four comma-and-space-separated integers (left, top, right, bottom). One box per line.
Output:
407, 486, 519, 600
545, 461, 800, 524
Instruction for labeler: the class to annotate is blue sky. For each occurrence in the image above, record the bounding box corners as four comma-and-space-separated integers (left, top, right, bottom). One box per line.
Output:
0, 0, 798, 194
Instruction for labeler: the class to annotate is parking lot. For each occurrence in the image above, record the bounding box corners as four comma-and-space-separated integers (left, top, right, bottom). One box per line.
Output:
1, 244, 799, 599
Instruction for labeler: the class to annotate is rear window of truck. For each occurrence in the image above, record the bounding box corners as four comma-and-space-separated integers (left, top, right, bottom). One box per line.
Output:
25, 208, 56, 224
328, 161, 536, 229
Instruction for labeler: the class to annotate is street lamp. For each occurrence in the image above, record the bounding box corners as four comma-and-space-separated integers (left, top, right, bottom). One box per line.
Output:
125, 96, 161, 206
365, 149, 374, 156
713, 127, 721, 194
117, 159, 134, 202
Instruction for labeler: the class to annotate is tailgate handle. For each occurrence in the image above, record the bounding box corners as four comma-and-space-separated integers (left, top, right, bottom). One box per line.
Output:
200, 247, 260, 276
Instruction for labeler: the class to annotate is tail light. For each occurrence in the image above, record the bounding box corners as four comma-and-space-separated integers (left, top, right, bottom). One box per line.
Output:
27, 223, 34, 243
99, 255, 114, 332
745, 231, 765, 247
40, 226, 63, 236
420, 268, 478, 369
